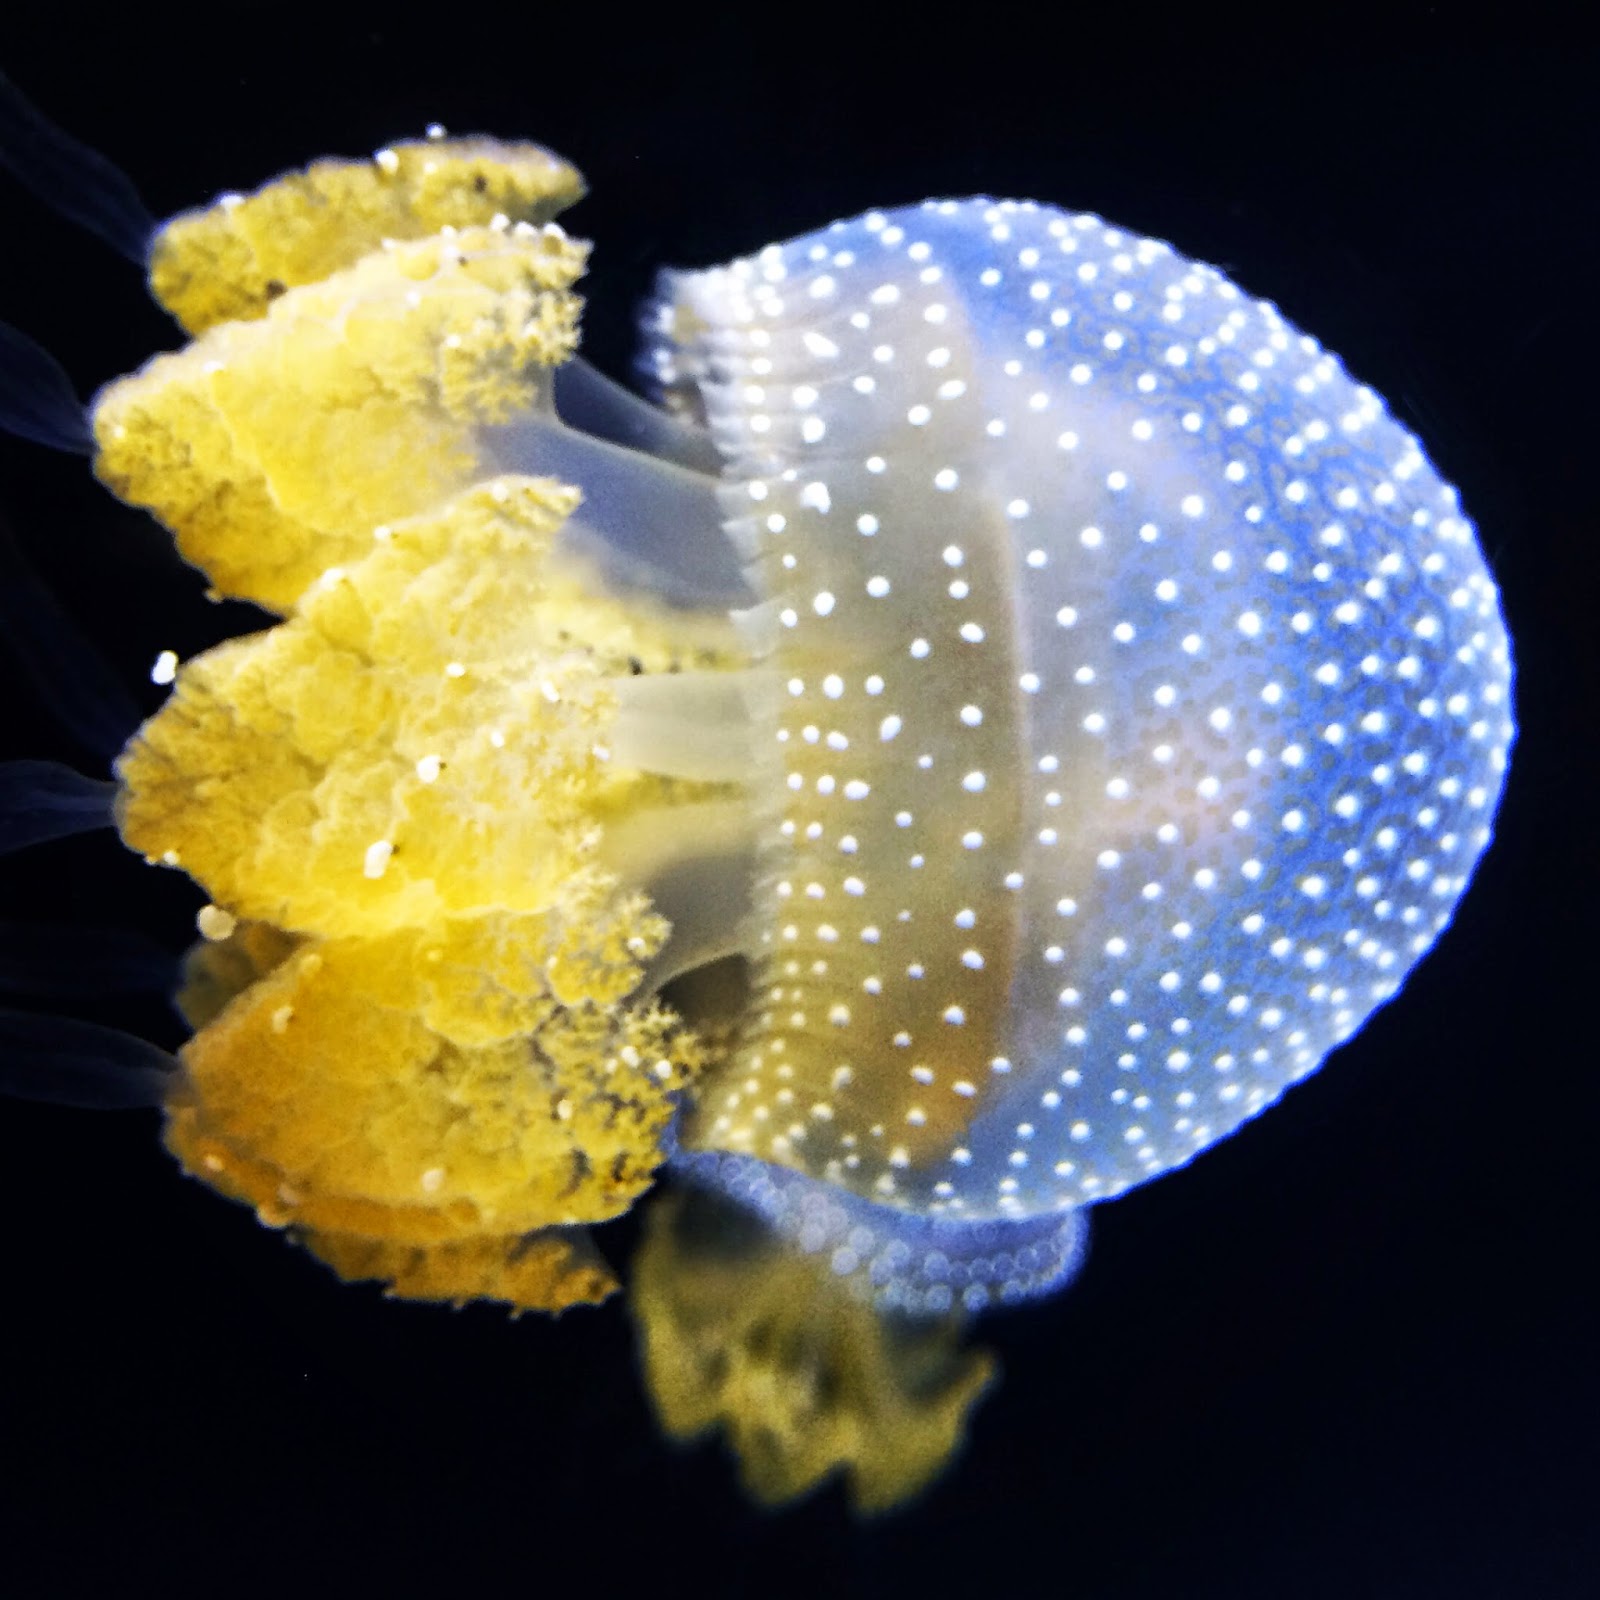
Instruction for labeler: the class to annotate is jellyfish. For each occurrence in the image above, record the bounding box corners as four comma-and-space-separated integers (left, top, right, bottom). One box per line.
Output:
0, 102, 1513, 1338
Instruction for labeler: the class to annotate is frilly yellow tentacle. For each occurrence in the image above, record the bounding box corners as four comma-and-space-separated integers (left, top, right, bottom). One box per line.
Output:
95, 224, 587, 612
148, 137, 585, 336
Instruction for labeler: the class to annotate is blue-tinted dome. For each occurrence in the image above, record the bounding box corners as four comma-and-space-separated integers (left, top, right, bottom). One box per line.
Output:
650, 199, 1512, 1289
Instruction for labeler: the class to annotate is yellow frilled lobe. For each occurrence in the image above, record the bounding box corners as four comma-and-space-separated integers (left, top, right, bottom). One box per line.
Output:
147, 137, 585, 336
113, 472, 728, 1311
94, 220, 588, 613
631, 1189, 997, 1514
304, 1229, 617, 1314
171, 921, 628, 1313
166, 926, 701, 1313
118, 475, 664, 936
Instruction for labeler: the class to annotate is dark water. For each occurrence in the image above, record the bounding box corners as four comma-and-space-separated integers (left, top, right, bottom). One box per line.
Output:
0, 9, 1594, 1595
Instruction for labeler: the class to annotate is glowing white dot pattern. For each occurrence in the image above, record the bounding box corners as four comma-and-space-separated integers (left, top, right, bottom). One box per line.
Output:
649, 198, 1514, 1228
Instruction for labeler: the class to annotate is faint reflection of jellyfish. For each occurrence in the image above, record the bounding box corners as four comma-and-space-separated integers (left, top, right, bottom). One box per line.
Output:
0, 77, 1513, 1509
631, 1179, 996, 1514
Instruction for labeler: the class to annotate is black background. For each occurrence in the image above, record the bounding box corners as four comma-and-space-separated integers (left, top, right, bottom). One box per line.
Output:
0, 7, 1595, 1596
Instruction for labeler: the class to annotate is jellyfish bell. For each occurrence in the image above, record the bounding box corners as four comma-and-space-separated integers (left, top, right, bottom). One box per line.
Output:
0, 115, 1512, 1323
624, 199, 1514, 1307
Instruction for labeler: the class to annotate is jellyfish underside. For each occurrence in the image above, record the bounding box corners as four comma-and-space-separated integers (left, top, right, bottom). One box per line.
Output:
521, 381, 1097, 1309
489, 363, 773, 987
506, 339, 1094, 1304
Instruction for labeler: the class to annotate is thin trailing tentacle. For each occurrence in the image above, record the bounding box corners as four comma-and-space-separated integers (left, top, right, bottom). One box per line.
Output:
0, 322, 93, 454
0, 69, 155, 262
0, 759, 117, 855
0, 1008, 175, 1109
